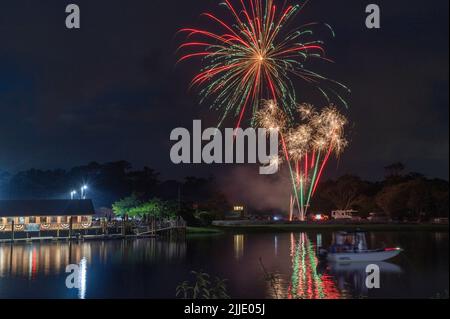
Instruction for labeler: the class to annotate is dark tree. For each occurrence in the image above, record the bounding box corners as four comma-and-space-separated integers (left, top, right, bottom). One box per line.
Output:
384, 162, 406, 178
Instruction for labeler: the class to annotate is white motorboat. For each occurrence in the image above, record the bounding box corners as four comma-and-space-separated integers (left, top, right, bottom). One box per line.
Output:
328, 261, 403, 274
320, 231, 403, 263
326, 248, 403, 262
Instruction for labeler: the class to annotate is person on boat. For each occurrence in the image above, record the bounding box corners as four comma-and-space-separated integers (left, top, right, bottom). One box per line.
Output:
358, 240, 365, 252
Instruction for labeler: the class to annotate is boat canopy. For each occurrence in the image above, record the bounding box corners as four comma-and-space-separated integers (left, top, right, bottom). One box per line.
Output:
332, 231, 368, 251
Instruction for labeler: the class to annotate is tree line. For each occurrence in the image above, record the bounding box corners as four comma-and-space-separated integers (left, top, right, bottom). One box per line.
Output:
0, 161, 448, 222
311, 164, 449, 220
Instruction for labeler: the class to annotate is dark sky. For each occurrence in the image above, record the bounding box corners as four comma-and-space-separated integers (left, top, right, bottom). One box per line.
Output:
0, 0, 448, 181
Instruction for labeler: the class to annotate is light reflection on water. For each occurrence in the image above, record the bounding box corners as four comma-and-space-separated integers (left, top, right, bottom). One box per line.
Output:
78, 257, 87, 299
279, 233, 404, 299
0, 232, 447, 299
259, 231, 447, 299
286, 233, 342, 299
0, 242, 92, 279
263, 233, 342, 299
0, 239, 187, 299
233, 235, 244, 260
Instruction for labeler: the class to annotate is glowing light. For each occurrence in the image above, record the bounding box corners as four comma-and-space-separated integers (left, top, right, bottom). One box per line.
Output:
262, 100, 348, 220
256, 102, 349, 220
178, 0, 351, 221
288, 234, 341, 299
234, 235, 245, 260
255, 100, 287, 131
385, 247, 403, 252
178, 0, 350, 128
78, 257, 87, 299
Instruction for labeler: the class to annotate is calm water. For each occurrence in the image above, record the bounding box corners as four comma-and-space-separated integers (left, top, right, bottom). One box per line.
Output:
0, 231, 448, 299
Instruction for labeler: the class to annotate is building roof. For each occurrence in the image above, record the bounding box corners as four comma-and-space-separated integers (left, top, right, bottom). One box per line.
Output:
0, 200, 95, 217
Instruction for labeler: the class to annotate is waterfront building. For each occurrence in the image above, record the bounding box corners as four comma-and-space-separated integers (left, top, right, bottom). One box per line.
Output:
0, 200, 95, 234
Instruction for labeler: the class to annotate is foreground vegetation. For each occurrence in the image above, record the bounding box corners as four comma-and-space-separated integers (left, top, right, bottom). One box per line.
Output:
177, 271, 229, 299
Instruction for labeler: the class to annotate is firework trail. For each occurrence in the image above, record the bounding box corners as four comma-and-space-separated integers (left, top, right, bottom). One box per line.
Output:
178, 0, 350, 220
178, 0, 350, 128
288, 103, 348, 220
257, 101, 348, 220
256, 100, 302, 219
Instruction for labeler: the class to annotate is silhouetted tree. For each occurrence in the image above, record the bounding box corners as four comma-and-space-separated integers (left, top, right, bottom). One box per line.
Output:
376, 176, 449, 220
1, 161, 448, 221
319, 175, 370, 210
384, 162, 405, 178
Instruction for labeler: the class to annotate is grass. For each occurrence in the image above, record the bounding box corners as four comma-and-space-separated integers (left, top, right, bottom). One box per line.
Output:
184, 223, 449, 235
213, 223, 449, 233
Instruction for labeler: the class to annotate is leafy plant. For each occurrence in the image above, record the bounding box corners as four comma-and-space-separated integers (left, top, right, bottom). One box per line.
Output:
259, 258, 281, 299
112, 194, 140, 218
176, 271, 230, 299
113, 196, 178, 220
176, 281, 193, 299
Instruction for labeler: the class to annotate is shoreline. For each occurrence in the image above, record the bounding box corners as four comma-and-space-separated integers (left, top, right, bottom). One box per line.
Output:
1, 224, 447, 243
212, 223, 450, 233
0, 233, 158, 244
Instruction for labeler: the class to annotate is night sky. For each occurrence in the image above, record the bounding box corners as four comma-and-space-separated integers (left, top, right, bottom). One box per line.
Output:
0, 0, 448, 181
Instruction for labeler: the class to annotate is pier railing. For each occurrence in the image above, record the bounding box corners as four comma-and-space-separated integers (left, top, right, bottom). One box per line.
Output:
133, 218, 187, 236
0, 218, 187, 241
0, 223, 100, 232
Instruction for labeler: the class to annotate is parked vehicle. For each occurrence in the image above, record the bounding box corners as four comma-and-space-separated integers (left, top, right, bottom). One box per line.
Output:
331, 210, 358, 220
432, 218, 449, 225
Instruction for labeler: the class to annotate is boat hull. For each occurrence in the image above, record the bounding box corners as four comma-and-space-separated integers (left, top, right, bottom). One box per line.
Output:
327, 249, 403, 263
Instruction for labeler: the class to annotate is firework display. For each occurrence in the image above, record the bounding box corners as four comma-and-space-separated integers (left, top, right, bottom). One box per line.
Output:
179, 0, 350, 220
257, 101, 348, 221
178, 0, 350, 128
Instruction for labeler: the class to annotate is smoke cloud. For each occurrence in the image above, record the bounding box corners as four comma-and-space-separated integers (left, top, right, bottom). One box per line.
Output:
218, 165, 292, 213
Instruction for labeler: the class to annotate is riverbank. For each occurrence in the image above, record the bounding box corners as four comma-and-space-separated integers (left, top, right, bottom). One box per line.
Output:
186, 227, 224, 234
213, 223, 449, 233
0, 233, 160, 244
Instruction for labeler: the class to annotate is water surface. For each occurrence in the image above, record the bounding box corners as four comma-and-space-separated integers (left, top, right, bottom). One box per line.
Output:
0, 231, 448, 299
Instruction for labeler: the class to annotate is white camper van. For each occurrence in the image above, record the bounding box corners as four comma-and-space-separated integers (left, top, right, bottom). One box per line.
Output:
331, 210, 358, 220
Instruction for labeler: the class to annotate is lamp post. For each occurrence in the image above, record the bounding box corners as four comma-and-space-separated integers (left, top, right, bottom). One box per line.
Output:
80, 185, 88, 199
70, 190, 77, 200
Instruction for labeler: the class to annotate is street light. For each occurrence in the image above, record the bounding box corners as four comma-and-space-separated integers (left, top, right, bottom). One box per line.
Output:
80, 185, 88, 199
70, 190, 77, 200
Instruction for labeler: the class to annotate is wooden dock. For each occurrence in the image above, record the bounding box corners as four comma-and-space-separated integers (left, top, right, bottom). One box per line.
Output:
0, 219, 186, 244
